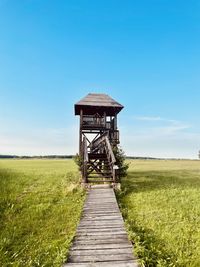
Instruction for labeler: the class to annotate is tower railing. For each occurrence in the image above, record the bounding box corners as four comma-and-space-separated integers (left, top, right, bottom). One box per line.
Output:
104, 136, 117, 183
89, 132, 109, 152
82, 115, 113, 129
82, 115, 105, 128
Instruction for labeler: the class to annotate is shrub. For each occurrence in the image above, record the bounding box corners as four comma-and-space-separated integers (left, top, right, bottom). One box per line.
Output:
113, 146, 129, 180
73, 153, 82, 171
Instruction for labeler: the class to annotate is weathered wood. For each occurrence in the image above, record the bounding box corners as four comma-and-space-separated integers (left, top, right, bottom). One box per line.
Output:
82, 216, 123, 220
75, 238, 129, 244
82, 210, 119, 214
79, 221, 123, 226
79, 109, 83, 155
76, 94, 123, 185
64, 188, 138, 266
70, 248, 133, 256
75, 93, 124, 116
68, 254, 134, 263
77, 226, 124, 233
71, 243, 132, 250
64, 260, 139, 267
74, 239, 132, 245
76, 231, 127, 237
78, 223, 123, 228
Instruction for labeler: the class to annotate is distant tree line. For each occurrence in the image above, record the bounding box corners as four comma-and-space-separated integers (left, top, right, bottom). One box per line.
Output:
0, 155, 197, 160
0, 155, 74, 159
126, 156, 158, 160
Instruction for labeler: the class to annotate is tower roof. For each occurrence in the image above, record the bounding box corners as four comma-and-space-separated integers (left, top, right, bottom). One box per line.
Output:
74, 93, 124, 116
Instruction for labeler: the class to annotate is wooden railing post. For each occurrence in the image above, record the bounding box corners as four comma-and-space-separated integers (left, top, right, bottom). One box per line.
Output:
82, 136, 88, 184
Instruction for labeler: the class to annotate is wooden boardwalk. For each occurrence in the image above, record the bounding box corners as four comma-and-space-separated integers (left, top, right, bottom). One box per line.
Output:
64, 186, 139, 267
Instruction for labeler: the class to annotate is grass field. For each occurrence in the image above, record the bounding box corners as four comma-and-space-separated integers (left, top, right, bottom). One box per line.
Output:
117, 159, 200, 267
1, 159, 200, 266
0, 159, 85, 267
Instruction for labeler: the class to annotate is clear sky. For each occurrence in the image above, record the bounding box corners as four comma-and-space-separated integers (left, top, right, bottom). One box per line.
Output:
0, 0, 200, 158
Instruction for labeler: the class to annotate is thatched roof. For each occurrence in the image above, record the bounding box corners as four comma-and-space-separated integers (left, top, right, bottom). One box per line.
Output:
74, 93, 124, 116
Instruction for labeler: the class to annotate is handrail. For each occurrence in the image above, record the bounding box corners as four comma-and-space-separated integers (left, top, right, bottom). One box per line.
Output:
105, 136, 116, 164
104, 136, 117, 183
90, 133, 116, 165
89, 132, 108, 151
82, 115, 105, 128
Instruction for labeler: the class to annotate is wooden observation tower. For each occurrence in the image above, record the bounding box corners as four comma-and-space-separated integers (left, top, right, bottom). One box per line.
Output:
74, 93, 124, 185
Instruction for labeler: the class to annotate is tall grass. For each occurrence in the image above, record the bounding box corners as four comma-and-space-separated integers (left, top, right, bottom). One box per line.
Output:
118, 160, 200, 267
0, 159, 85, 267
2, 159, 200, 266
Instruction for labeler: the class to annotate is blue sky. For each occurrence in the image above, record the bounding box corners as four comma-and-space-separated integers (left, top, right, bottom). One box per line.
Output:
0, 0, 200, 158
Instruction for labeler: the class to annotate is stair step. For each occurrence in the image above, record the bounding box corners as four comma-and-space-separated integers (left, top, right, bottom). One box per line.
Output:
88, 176, 112, 178
88, 154, 107, 160
88, 176, 112, 179
88, 176, 112, 180
88, 179, 114, 183
89, 172, 112, 176
87, 173, 109, 176
87, 161, 110, 164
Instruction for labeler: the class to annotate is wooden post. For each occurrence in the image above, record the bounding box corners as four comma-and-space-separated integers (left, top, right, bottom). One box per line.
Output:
82, 136, 88, 183
114, 114, 117, 130
104, 112, 106, 128
79, 109, 83, 155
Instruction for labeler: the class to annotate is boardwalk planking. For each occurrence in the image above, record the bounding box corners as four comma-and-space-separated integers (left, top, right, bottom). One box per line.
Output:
64, 187, 139, 267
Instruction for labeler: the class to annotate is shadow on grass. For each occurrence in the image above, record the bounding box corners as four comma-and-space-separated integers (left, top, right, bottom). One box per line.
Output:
121, 169, 200, 195
121, 209, 178, 266
117, 169, 200, 266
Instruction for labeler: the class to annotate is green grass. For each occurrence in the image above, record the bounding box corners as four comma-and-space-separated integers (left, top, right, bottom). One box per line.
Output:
0, 159, 85, 267
117, 160, 200, 267
2, 158, 200, 267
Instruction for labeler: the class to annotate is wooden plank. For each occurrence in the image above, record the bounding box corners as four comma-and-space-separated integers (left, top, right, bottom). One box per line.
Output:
83, 206, 118, 209
83, 208, 119, 211
77, 227, 125, 231
82, 215, 122, 220
64, 262, 139, 267
81, 215, 123, 219
85, 200, 116, 203
64, 188, 138, 267
85, 197, 113, 199
83, 213, 119, 215
77, 226, 125, 231
68, 254, 134, 263
71, 243, 132, 250
74, 237, 130, 243
83, 206, 119, 210
78, 224, 123, 228
80, 218, 122, 224
76, 236, 128, 241
84, 205, 119, 209
78, 222, 123, 227
82, 215, 122, 219
70, 248, 133, 256
77, 230, 126, 238
73, 239, 132, 245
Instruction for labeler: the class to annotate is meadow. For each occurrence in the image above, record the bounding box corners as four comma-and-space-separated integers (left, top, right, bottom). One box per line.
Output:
118, 159, 200, 267
1, 159, 200, 266
0, 159, 85, 267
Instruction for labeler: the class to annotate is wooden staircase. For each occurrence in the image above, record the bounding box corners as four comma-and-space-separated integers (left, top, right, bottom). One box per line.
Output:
81, 133, 118, 184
